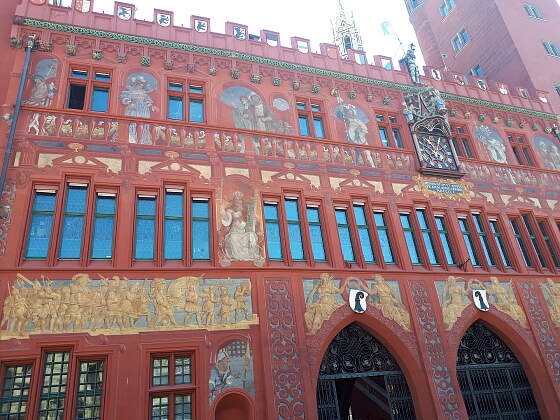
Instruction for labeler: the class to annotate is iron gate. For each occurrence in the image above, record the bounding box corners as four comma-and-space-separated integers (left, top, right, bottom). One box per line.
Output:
317, 323, 416, 420
456, 322, 541, 420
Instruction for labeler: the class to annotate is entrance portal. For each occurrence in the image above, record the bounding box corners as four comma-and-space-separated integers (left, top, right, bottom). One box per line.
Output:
456, 321, 541, 419
317, 323, 415, 420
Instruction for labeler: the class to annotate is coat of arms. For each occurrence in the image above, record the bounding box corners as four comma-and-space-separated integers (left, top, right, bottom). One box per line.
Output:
349, 289, 368, 314
472, 289, 490, 312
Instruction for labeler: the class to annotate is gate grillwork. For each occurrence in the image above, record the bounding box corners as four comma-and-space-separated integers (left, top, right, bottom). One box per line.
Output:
317, 323, 415, 420
457, 322, 541, 420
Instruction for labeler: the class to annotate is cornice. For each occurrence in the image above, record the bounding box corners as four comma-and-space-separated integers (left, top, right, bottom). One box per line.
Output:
20, 17, 557, 121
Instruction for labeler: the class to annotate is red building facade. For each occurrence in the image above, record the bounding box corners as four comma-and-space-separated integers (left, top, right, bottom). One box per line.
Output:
1, 1, 560, 419
404, 0, 560, 112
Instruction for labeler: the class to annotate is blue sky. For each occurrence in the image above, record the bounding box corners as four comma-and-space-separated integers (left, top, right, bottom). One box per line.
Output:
93, 0, 420, 64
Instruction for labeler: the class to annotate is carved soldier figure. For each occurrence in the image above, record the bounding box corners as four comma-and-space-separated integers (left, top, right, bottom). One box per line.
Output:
402, 43, 421, 85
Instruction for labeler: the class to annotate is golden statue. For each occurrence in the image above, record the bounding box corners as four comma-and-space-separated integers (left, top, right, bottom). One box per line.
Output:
183, 277, 202, 326
369, 274, 411, 331
219, 284, 237, 325
543, 279, 560, 327
150, 278, 177, 327
486, 277, 528, 328
233, 280, 251, 322
199, 284, 220, 326
304, 273, 344, 335
441, 276, 470, 330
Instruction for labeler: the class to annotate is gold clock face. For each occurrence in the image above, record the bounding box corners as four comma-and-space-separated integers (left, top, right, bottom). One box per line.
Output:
417, 135, 458, 171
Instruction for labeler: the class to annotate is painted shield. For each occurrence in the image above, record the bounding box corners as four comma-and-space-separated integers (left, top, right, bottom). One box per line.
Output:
472, 289, 490, 312
117, 6, 132, 20
75, 0, 91, 12
349, 289, 368, 314
157, 13, 171, 26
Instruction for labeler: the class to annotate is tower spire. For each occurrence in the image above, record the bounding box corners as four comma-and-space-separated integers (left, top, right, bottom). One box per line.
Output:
331, 0, 363, 59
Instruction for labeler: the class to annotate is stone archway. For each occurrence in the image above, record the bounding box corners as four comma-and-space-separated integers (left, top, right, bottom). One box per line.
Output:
317, 323, 416, 420
456, 321, 541, 419
214, 392, 253, 420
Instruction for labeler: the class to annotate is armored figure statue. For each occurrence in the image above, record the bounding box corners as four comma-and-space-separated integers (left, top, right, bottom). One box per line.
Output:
402, 43, 421, 85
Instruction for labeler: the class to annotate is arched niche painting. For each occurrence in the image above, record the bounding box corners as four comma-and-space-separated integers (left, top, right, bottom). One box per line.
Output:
24, 58, 59, 107
534, 136, 560, 171
217, 178, 265, 267
120, 72, 158, 144
474, 125, 508, 164
209, 340, 255, 404
333, 103, 371, 146
220, 85, 294, 135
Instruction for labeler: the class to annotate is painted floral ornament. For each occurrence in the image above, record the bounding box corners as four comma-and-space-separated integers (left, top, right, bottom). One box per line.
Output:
348, 91, 357, 100
478, 114, 485, 122
506, 119, 513, 127
311, 84, 320, 94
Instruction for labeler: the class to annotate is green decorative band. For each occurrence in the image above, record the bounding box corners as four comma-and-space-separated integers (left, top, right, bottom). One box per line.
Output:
20, 17, 556, 120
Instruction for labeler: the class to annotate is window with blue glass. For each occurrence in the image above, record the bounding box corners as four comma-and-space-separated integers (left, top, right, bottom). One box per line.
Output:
164, 191, 184, 260
90, 193, 116, 260
435, 216, 456, 265
59, 185, 88, 260
285, 199, 305, 261
297, 99, 326, 138
374, 212, 395, 264
336, 209, 355, 262
489, 220, 511, 268
522, 214, 547, 268
135, 196, 157, 260
400, 214, 421, 265
192, 199, 211, 260
538, 219, 560, 269
25, 190, 57, 259
376, 112, 404, 149
472, 214, 496, 266
415, 209, 439, 265
167, 81, 205, 123
189, 98, 204, 123
307, 206, 327, 262
264, 203, 283, 260
68, 68, 111, 112
353, 205, 375, 263
510, 217, 533, 268
168, 96, 184, 120
458, 218, 481, 267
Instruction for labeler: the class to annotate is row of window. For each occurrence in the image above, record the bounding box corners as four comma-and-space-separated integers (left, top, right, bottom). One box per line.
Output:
0, 351, 194, 420
24, 185, 560, 273
25, 185, 210, 263
67, 67, 206, 123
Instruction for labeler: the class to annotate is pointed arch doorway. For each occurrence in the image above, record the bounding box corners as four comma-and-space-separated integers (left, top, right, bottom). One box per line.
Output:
316, 323, 416, 420
456, 321, 541, 419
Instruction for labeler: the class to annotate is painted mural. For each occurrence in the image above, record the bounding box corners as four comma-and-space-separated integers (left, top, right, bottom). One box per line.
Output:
436, 276, 527, 330
24, 58, 58, 107
209, 340, 254, 403
541, 279, 560, 327
534, 136, 560, 171
475, 125, 508, 164
220, 85, 293, 135
334, 103, 370, 145
0, 274, 257, 338
217, 178, 265, 267
121, 72, 158, 144
303, 273, 411, 335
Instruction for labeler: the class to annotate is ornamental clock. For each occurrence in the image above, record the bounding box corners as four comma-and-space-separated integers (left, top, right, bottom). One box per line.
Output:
404, 86, 465, 178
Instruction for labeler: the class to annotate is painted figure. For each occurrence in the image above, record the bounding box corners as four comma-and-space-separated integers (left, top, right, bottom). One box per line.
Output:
476, 125, 508, 163
209, 341, 254, 402
441, 276, 470, 330
486, 277, 527, 328
534, 136, 560, 170
121, 73, 157, 118
25, 59, 58, 107
543, 279, 560, 327
305, 273, 344, 335
220, 191, 262, 262
370, 274, 411, 331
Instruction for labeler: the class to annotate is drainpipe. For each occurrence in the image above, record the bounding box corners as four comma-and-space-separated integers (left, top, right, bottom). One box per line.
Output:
0, 34, 35, 201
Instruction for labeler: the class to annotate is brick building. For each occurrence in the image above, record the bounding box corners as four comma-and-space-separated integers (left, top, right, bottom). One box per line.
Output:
404, 0, 560, 112
1, 1, 560, 419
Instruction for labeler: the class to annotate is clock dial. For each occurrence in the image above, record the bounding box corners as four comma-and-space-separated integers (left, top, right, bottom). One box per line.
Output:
417, 135, 458, 171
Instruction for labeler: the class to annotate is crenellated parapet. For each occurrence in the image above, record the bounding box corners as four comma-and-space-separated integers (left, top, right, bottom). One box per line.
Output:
10, 0, 557, 119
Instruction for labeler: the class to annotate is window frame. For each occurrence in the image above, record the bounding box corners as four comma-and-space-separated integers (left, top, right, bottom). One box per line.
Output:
451, 28, 470, 52
295, 98, 327, 139
305, 204, 328, 263
375, 112, 406, 149
399, 212, 423, 266
58, 183, 89, 261
507, 133, 536, 167
90, 191, 117, 261
450, 124, 475, 159
148, 352, 195, 420
66, 66, 113, 113
24, 188, 58, 261
165, 78, 206, 123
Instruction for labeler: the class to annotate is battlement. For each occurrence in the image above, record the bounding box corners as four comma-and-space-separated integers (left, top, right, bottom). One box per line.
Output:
12, 0, 557, 118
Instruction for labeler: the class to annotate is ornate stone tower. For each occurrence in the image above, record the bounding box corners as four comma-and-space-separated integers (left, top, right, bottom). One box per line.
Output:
331, 0, 363, 59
